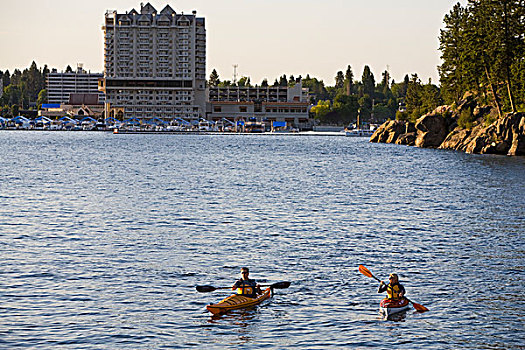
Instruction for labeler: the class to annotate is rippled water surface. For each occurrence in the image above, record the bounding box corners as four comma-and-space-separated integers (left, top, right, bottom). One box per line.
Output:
0, 131, 524, 349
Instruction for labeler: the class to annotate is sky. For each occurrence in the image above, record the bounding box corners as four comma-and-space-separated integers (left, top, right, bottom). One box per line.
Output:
0, 0, 464, 86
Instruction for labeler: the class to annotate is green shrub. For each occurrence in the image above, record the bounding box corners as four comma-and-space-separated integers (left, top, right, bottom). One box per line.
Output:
484, 109, 498, 127
396, 110, 409, 121
458, 108, 475, 129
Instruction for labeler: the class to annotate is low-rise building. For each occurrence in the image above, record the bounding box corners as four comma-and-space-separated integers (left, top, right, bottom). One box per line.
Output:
39, 93, 104, 120
206, 82, 312, 130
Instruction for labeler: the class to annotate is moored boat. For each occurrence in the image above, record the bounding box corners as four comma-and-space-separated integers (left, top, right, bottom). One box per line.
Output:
379, 298, 410, 316
345, 128, 375, 137
206, 287, 272, 315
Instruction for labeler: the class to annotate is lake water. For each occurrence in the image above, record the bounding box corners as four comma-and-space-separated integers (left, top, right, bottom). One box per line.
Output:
0, 131, 523, 349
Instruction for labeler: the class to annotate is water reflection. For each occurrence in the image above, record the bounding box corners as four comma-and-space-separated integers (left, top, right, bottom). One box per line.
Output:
207, 307, 261, 345
379, 310, 408, 322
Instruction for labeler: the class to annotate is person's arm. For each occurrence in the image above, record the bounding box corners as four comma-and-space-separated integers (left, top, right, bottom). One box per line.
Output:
399, 285, 406, 298
232, 280, 239, 291
378, 281, 387, 293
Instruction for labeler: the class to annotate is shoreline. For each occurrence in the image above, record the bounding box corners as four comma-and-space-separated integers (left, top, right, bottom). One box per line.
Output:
0, 129, 348, 137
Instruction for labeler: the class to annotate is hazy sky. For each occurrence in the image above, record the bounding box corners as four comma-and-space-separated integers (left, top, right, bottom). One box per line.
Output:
0, 0, 463, 86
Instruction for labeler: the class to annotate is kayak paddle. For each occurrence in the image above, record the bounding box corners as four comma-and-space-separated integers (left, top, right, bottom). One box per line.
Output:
358, 265, 429, 312
196, 281, 291, 293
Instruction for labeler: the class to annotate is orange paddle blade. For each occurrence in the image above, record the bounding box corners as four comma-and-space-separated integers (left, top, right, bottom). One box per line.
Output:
412, 301, 429, 312
358, 265, 373, 278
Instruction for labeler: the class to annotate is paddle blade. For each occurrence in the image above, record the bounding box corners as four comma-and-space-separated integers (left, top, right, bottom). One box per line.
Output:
358, 265, 374, 278
412, 302, 429, 312
270, 281, 291, 289
196, 285, 217, 293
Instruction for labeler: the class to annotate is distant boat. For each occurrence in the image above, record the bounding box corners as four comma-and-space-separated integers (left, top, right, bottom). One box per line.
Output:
345, 129, 375, 137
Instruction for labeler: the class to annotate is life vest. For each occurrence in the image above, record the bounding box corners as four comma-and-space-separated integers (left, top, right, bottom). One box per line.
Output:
235, 279, 257, 297
386, 283, 403, 300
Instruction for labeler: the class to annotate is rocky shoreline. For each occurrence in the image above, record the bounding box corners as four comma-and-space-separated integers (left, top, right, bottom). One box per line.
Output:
370, 94, 525, 156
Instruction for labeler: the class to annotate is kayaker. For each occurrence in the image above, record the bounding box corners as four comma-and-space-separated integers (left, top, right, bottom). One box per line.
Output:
232, 267, 262, 298
378, 273, 405, 300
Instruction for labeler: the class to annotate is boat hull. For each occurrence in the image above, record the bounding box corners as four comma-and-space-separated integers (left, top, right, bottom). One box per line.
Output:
345, 129, 374, 137
206, 287, 272, 315
379, 298, 410, 316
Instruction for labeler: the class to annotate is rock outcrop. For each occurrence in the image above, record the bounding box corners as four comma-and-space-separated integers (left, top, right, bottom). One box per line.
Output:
370, 94, 525, 156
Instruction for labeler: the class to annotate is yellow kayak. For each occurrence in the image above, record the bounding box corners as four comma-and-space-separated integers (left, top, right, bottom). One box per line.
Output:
206, 287, 272, 315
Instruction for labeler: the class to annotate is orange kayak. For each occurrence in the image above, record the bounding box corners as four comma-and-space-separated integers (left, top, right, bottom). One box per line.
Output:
206, 287, 272, 315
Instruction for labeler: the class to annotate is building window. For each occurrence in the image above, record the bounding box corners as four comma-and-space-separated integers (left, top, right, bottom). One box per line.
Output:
213, 106, 222, 112
239, 106, 247, 113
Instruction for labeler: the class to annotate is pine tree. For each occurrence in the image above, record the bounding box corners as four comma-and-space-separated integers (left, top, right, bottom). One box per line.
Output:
335, 71, 344, 89
439, 0, 525, 114
344, 65, 354, 96
361, 66, 375, 97
208, 69, 220, 87
438, 3, 468, 104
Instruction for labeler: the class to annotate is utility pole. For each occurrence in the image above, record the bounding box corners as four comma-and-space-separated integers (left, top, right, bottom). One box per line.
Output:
232, 64, 238, 85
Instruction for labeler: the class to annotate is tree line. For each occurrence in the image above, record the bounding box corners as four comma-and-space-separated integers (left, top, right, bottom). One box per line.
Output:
209, 1, 525, 126
208, 66, 442, 126
0, 61, 51, 117
439, 0, 525, 117
7, 1, 521, 126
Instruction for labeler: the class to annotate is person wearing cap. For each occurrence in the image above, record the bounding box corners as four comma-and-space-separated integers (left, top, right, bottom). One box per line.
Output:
378, 273, 406, 300
232, 267, 262, 298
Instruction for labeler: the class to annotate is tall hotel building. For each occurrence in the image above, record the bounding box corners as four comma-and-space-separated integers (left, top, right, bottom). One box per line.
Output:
99, 3, 206, 122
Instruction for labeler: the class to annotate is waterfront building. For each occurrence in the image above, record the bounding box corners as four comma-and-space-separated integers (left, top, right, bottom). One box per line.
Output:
39, 93, 104, 120
47, 64, 104, 104
99, 3, 206, 122
206, 82, 312, 130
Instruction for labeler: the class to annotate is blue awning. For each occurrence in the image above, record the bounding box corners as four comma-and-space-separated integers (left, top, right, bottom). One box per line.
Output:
147, 117, 167, 125
41, 104, 61, 109
272, 121, 286, 127
123, 118, 141, 125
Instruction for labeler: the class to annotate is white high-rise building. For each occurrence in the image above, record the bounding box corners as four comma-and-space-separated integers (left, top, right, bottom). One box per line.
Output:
99, 3, 206, 122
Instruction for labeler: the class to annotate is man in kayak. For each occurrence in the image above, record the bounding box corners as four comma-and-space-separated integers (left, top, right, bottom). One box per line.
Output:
378, 273, 405, 300
232, 267, 262, 298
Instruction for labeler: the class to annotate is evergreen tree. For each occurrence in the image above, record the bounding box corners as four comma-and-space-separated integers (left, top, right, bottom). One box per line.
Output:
208, 69, 220, 87
26, 61, 41, 101
333, 93, 359, 125
2, 70, 10, 87
406, 74, 424, 120
10, 69, 22, 86
335, 71, 344, 89
344, 65, 354, 95
361, 66, 375, 97
279, 75, 288, 87
289, 75, 296, 87
439, 3, 468, 104
380, 70, 391, 95
439, 0, 525, 114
